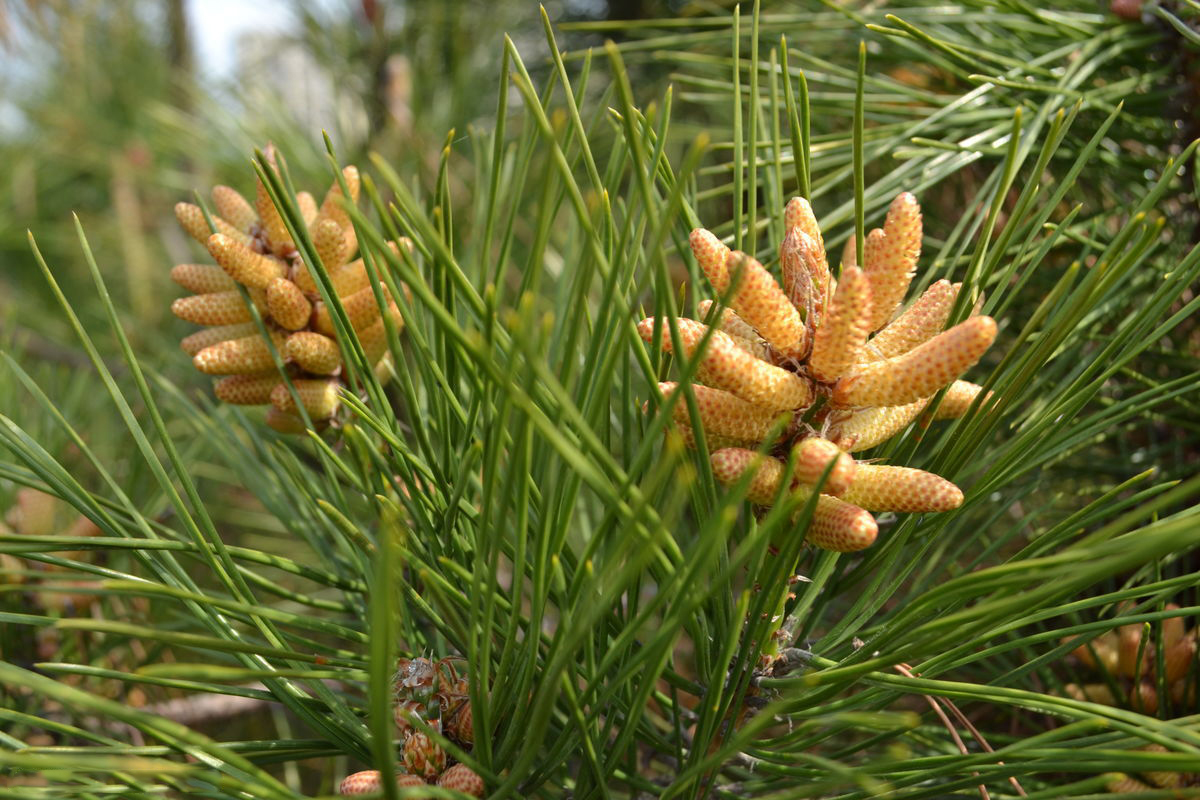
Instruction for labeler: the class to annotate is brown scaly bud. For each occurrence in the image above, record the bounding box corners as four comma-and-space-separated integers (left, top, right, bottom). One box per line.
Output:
1165, 633, 1196, 682
689, 228, 731, 294
710, 448, 786, 506
437, 764, 484, 797
783, 196, 828, 275
211, 185, 257, 233
808, 265, 873, 382
171, 263, 236, 294
861, 280, 961, 362
932, 380, 991, 420
270, 379, 341, 419
725, 250, 807, 358
180, 322, 258, 356
285, 332, 342, 375
446, 699, 474, 746
402, 732, 446, 781
213, 373, 279, 406
171, 290, 261, 326
265, 277, 313, 331
656, 382, 790, 443
790, 437, 856, 496
840, 464, 964, 513
833, 316, 997, 408
395, 698, 434, 740
827, 398, 929, 452
207, 234, 286, 290
194, 331, 284, 375
636, 318, 813, 411
780, 228, 832, 327
174, 203, 252, 248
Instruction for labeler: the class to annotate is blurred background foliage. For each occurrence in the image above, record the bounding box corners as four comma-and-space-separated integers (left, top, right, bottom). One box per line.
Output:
2, 0, 1200, 796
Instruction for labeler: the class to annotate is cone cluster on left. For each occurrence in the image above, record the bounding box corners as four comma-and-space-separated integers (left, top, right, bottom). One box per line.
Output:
339, 656, 483, 796
170, 147, 406, 434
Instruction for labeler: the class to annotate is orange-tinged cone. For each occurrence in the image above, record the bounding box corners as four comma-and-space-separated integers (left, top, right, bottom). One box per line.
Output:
840, 464, 963, 512
697, 300, 761, 344
254, 150, 294, 255
265, 277, 312, 331
833, 316, 997, 408
710, 448, 786, 506
657, 382, 790, 443
285, 331, 342, 375
808, 265, 873, 382
689, 228, 731, 294
863, 191, 922, 330
828, 398, 928, 452
296, 191, 318, 226
337, 769, 425, 795
667, 421, 751, 452
1069, 631, 1119, 673
213, 373, 279, 405
194, 331, 283, 375
211, 185, 257, 233
725, 250, 807, 357
207, 234, 286, 290
862, 280, 960, 362
171, 263, 236, 294
174, 203, 252, 247
790, 437, 856, 496
270, 379, 341, 418
180, 322, 258, 355
797, 489, 878, 552
637, 318, 813, 411
437, 764, 484, 797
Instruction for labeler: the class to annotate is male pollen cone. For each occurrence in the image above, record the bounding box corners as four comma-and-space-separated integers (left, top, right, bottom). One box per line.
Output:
790, 437, 855, 496
808, 265, 873, 382
723, 250, 807, 357
689, 228, 731, 294
861, 279, 960, 362
798, 490, 878, 552
840, 464, 964, 512
657, 382, 790, 443
833, 315, 997, 408
710, 448, 785, 506
207, 233, 285, 289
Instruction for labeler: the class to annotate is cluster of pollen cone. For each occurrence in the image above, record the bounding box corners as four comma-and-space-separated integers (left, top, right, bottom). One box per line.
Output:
170, 149, 405, 434
339, 656, 482, 796
640, 193, 997, 552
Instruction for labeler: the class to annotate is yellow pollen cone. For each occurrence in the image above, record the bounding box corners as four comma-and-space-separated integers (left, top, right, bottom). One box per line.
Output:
657, 382, 790, 442
710, 448, 785, 506
312, 217, 351, 274
174, 203, 251, 248
841, 464, 963, 512
314, 283, 397, 335
808, 265, 873, 383
833, 316, 997, 408
724, 250, 807, 357
265, 277, 312, 331
207, 234, 286, 290
296, 191, 318, 225
827, 399, 929, 452
193, 331, 283, 375
213, 373, 279, 405
171, 290, 260, 326
270, 379, 341, 418
689, 228, 731, 294
211, 185, 257, 233
171, 263, 236, 294
795, 488, 878, 552
285, 331, 342, 375
181, 322, 258, 356
790, 437, 856, 496
932, 380, 991, 420
861, 279, 960, 362
637, 317, 813, 411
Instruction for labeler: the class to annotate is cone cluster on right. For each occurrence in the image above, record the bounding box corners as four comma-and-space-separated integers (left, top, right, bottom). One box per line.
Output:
640, 192, 997, 552
169, 146, 407, 434
338, 656, 482, 796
